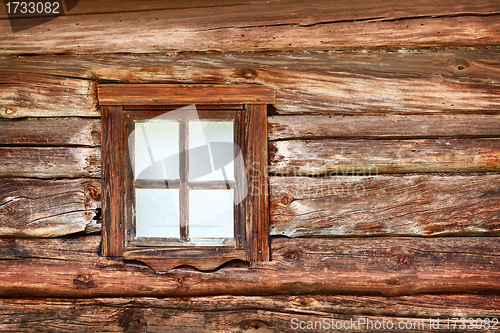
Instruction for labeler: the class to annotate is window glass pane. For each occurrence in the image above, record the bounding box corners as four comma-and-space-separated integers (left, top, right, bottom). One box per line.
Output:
136, 189, 180, 238
189, 190, 234, 239
189, 122, 234, 181
134, 122, 179, 180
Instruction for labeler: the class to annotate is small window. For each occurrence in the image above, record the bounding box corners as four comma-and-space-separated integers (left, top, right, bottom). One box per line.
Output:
99, 85, 274, 271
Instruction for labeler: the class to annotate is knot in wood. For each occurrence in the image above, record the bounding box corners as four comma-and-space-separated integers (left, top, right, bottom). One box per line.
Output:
398, 254, 412, 266
280, 194, 293, 206
2, 108, 17, 116
87, 186, 101, 201
73, 273, 97, 289
3, 205, 16, 214
451, 58, 471, 72
284, 249, 300, 261
1, 238, 15, 243
236, 67, 258, 79
241, 320, 270, 331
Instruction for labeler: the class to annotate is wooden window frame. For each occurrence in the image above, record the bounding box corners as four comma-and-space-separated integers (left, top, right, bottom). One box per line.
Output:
99, 84, 275, 271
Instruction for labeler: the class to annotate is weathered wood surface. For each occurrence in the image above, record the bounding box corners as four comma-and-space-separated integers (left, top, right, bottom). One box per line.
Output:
270, 138, 500, 175
99, 84, 275, 105
2, 49, 500, 116
269, 114, 500, 140
2, 113, 499, 146
0, 295, 498, 333
0, 237, 498, 297
270, 174, 500, 237
0, 72, 97, 118
0, 0, 499, 54
0, 147, 100, 178
2, 0, 499, 20
1, 138, 498, 178
1, 174, 498, 238
0, 118, 100, 146
0, 178, 100, 237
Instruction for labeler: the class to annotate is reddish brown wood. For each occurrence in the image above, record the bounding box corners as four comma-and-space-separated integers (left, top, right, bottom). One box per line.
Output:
124, 247, 246, 272
2, 0, 499, 20
101, 105, 124, 257
124, 104, 244, 110
0, 295, 498, 332
98, 84, 275, 105
244, 104, 270, 261
0, 237, 499, 297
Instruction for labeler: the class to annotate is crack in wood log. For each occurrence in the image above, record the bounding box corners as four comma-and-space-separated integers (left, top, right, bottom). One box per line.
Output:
0, 173, 498, 238
0, 11, 499, 54
0, 295, 498, 332
0, 179, 100, 238
2, 49, 500, 116
270, 174, 500, 237
0, 237, 498, 297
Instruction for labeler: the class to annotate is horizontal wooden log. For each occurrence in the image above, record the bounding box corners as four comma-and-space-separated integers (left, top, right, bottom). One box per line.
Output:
2, 0, 499, 20
269, 138, 500, 175
0, 295, 498, 332
0, 178, 100, 237
0, 237, 498, 297
0, 72, 98, 118
2, 49, 500, 116
2, 138, 498, 179
1, 114, 499, 150
99, 84, 275, 105
0, 0, 499, 53
268, 114, 500, 140
0, 118, 100, 146
0, 174, 497, 238
0, 147, 100, 178
270, 174, 500, 237
0, 235, 102, 261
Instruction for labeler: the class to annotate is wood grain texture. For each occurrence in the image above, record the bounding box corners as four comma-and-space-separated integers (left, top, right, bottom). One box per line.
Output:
0, 178, 100, 238
0, 237, 498, 297
1, 114, 499, 148
268, 114, 500, 140
101, 105, 123, 257
270, 174, 500, 237
0, 174, 498, 238
98, 84, 275, 105
2, 49, 500, 115
0, 1, 499, 54
269, 138, 500, 175
0, 72, 97, 118
0, 295, 498, 332
0, 147, 100, 178
245, 104, 270, 261
0, 118, 100, 146
1, 0, 499, 19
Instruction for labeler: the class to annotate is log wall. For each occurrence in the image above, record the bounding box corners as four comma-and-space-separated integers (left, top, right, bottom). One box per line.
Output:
0, 0, 499, 331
